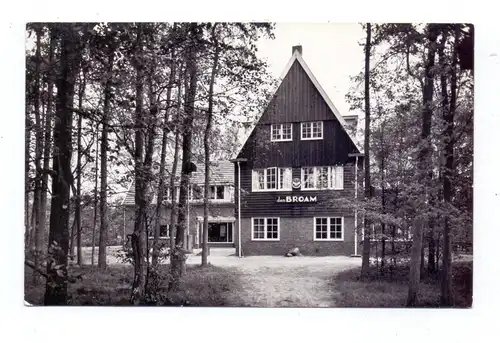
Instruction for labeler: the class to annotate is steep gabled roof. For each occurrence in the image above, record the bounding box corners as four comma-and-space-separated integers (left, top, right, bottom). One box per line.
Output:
234, 49, 363, 159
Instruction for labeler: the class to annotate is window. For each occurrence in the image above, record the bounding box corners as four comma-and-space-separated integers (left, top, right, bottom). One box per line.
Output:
160, 224, 170, 238
252, 217, 280, 241
301, 121, 323, 140
209, 185, 225, 200
190, 184, 204, 200
206, 222, 234, 243
149, 224, 170, 239
301, 166, 344, 190
271, 123, 292, 141
163, 187, 179, 202
164, 185, 227, 202
318, 167, 329, 189
252, 168, 292, 191
314, 217, 343, 241
302, 167, 315, 189
266, 167, 276, 189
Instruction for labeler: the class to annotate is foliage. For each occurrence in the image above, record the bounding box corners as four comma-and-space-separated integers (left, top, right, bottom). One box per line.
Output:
331, 261, 472, 307
344, 23, 473, 267
25, 264, 244, 306
25, 22, 277, 304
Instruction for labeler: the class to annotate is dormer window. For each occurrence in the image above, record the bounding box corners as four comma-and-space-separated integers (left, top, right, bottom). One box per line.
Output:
271, 123, 292, 142
301, 121, 323, 140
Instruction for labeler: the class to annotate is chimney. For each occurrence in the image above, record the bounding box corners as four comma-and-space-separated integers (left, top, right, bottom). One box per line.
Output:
292, 45, 302, 55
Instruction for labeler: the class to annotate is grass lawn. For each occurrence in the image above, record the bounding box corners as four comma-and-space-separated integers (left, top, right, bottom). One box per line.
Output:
331, 261, 472, 308
25, 264, 246, 306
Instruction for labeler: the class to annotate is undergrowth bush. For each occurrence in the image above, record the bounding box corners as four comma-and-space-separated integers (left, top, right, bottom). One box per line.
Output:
331, 261, 472, 308
25, 264, 243, 306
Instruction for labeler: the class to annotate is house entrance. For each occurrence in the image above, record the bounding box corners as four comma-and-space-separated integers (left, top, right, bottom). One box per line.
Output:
208, 222, 233, 243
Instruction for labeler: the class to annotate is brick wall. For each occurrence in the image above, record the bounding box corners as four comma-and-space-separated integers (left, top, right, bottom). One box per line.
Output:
235, 216, 356, 256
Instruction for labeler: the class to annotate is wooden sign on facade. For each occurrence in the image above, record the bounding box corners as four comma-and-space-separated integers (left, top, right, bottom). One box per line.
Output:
276, 195, 317, 203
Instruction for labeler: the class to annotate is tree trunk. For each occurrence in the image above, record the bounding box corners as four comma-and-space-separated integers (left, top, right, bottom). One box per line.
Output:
130, 25, 147, 304
170, 24, 199, 291
143, 48, 159, 292
374, 227, 379, 271
407, 217, 425, 306
379, 119, 386, 274
441, 25, 460, 307
420, 241, 425, 278
202, 27, 220, 267
69, 217, 76, 257
97, 42, 115, 270
91, 124, 99, 266
436, 231, 441, 272
153, 52, 175, 267
44, 24, 81, 305
390, 224, 396, 280
25, 93, 32, 250
39, 26, 56, 259
75, 68, 86, 266
428, 229, 436, 274
168, 75, 183, 261
407, 25, 438, 307
360, 23, 372, 279
32, 26, 44, 286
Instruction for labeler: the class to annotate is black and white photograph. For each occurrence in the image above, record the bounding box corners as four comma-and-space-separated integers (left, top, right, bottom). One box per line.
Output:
21, 21, 474, 308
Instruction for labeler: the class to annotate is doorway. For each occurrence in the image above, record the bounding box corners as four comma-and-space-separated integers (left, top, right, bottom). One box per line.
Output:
207, 222, 233, 243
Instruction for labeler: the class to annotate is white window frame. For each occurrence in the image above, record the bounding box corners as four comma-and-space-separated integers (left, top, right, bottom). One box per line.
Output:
164, 185, 228, 202
300, 121, 323, 140
162, 187, 180, 203
251, 217, 280, 241
252, 167, 292, 192
209, 185, 226, 201
313, 217, 344, 241
270, 123, 293, 142
300, 166, 344, 190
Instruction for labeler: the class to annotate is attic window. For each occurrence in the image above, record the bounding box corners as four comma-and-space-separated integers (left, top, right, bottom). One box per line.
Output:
301, 121, 323, 140
270, 123, 292, 142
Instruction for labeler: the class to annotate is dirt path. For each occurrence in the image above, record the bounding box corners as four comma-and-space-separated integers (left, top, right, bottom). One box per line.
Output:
77, 247, 360, 307
208, 256, 361, 307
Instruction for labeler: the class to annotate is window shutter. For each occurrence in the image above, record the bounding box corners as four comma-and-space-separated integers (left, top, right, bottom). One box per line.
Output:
335, 166, 344, 189
252, 170, 258, 191
283, 168, 292, 189
224, 186, 231, 201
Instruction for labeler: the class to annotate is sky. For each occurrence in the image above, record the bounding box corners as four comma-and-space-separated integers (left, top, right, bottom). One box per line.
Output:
256, 23, 366, 118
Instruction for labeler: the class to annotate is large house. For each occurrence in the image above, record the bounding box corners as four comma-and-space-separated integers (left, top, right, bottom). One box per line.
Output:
231, 46, 364, 256
121, 161, 236, 250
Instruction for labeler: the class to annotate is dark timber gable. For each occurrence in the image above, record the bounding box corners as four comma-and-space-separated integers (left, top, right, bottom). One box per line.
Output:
237, 58, 360, 169
234, 49, 363, 218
